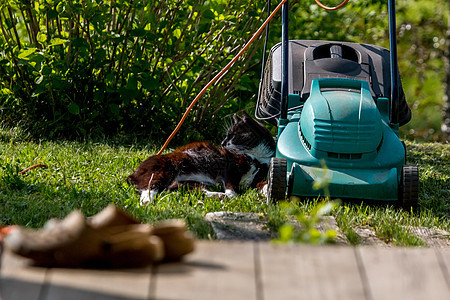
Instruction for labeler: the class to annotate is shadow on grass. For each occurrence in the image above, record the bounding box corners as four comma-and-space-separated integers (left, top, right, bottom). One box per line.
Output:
0, 180, 129, 228
419, 176, 450, 220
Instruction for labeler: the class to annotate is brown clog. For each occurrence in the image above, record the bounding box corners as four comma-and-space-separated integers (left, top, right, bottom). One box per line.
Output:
151, 219, 195, 261
87, 204, 140, 228
4, 210, 164, 268
88, 205, 195, 261
4, 206, 195, 268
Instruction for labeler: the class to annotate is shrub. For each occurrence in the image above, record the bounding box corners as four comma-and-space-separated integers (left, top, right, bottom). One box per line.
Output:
0, 0, 265, 142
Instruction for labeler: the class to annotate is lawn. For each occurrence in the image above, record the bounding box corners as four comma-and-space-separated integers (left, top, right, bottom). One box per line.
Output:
1, 124, 449, 245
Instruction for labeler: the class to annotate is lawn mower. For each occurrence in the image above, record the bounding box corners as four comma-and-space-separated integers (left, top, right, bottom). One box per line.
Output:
256, 0, 419, 209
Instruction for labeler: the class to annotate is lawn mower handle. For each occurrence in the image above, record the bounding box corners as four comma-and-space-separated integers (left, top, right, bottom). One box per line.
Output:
311, 78, 370, 91
279, 0, 401, 125
280, 0, 289, 120
388, 0, 399, 124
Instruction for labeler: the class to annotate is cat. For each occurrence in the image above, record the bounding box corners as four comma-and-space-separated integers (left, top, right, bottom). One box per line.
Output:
221, 112, 276, 163
127, 112, 276, 205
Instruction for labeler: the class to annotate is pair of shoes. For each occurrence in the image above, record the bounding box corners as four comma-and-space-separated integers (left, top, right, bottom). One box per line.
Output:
4, 205, 195, 268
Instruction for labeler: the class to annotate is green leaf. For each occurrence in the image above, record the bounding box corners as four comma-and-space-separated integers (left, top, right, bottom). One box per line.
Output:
308, 228, 321, 241
42, 65, 52, 76
67, 102, 80, 115
18, 48, 37, 60
126, 76, 138, 90
50, 38, 67, 47
130, 28, 146, 37
37, 32, 47, 44
1, 87, 13, 95
72, 37, 89, 49
28, 52, 45, 63
173, 28, 182, 39
202, 9, 215, 20
278, 224, 294, 242
56, 2, 65, 13
140, 77, 159, 91
35, 75, 44, 85
325, 230, 337, 240
48, 9, 58, 19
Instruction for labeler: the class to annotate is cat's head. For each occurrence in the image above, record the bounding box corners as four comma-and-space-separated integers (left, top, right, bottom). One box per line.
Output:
221, 112, 275, 161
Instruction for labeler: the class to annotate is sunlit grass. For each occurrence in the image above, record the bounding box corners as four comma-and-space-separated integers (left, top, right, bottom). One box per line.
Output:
1, 124, 449, 246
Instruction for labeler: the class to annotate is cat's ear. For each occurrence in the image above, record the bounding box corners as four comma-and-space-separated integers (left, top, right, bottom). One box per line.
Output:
242, 111, 250, 119
233, 113, 241, 123
242, 111, 258, 125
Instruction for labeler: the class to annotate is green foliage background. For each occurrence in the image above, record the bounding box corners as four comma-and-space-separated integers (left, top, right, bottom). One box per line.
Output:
0, 0, 447, 143
0, 0, 264, 143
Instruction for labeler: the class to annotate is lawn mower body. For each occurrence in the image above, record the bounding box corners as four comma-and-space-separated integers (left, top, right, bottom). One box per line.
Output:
277, 77, 404, 202
258, 1, 418, 208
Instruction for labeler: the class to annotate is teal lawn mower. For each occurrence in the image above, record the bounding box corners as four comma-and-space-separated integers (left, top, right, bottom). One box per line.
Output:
256, 0, 419, 209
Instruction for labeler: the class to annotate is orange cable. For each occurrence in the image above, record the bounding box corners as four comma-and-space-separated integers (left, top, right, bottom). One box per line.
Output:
157, 0, 288, 155
18, 163, 47, 175
314, 0, 350, 10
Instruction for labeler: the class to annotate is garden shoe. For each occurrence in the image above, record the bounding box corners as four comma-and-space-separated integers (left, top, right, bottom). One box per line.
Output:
96, 233, 164, 268
89, 205, 195, 261
90, 217, 194, 262
0, 226, 16, 242
78, 222, 165, 268
0, 226, 15, 259
87, 204, 139, 228
151, 219, 195, 261
4, 210, 106, 267
4, 210, 164, 268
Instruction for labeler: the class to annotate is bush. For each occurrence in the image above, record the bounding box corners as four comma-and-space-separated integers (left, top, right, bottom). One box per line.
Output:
2, 0, 447, 142
0, 0, 265, 142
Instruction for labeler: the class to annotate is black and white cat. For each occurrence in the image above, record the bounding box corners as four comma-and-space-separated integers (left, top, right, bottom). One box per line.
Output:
127, 112, 275, 205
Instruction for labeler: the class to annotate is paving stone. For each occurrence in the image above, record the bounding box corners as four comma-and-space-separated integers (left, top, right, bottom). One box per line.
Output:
354, 227, 391, 247
408, 227, 450, 248
205, 212, 275, 241
204, 212, 450, 248
205, 212, 348, 244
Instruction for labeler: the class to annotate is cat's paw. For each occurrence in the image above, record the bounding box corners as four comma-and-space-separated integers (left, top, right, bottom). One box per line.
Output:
139, 190, 157, 205
203, 191, 227, 199
140, 190, 151, 205
259, 183, 269, 198
203, 189, 237, 199
224, 189, 237, 198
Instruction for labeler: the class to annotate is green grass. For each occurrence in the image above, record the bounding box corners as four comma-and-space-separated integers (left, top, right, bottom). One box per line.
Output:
334, 204, 431, 246
1, 124, 449, 246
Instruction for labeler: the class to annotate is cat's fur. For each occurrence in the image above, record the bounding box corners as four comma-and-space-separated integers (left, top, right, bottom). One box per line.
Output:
221, 113, 276, 163
127, 112, 275, 205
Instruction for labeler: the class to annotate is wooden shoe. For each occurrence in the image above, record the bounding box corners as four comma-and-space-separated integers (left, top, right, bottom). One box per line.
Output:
5, 211, 106, 267
5, 206, 194, 267
4, 210, 164, 268
89, 205, 195, 261
151, 219, 195, 261
87, 204, 139, 228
